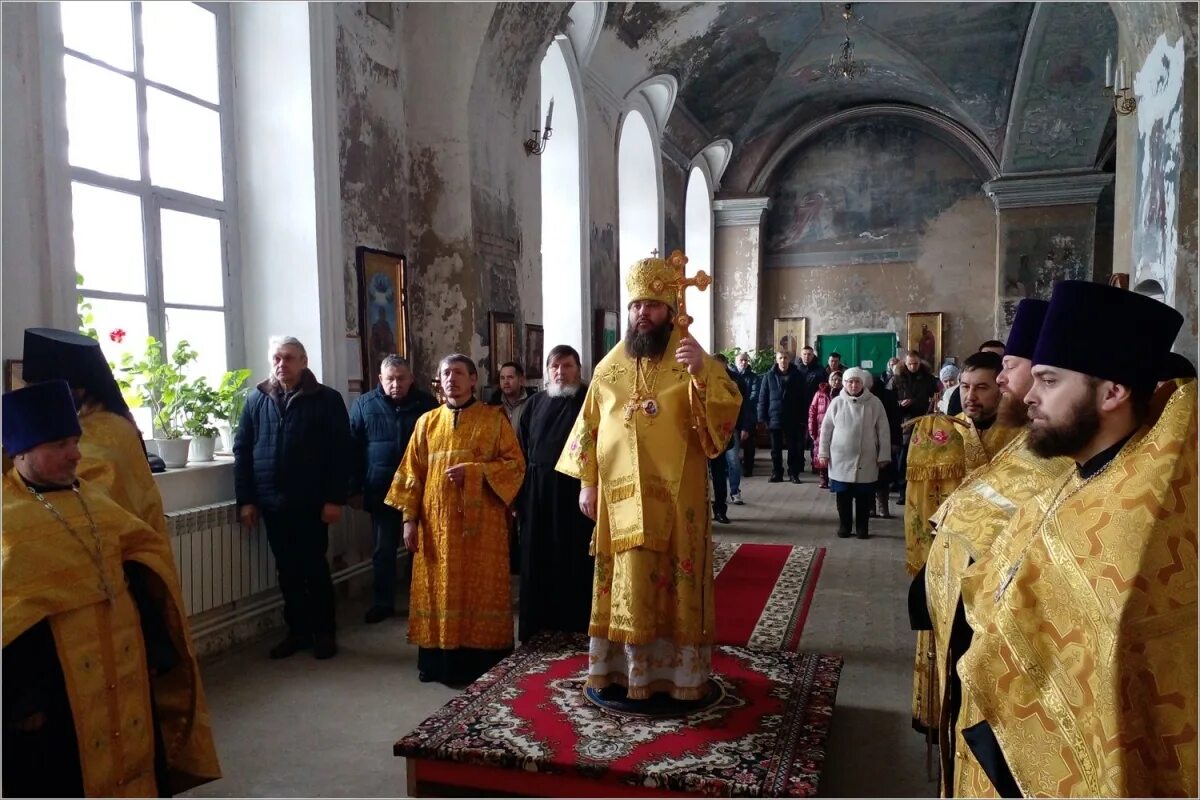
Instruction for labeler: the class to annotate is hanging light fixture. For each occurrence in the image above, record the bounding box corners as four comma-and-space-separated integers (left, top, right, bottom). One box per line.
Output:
827, 4, 866, 80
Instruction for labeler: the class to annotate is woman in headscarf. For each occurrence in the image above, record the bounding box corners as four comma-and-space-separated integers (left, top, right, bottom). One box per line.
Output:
936, 363, 960, 414
817, 367, 891, 539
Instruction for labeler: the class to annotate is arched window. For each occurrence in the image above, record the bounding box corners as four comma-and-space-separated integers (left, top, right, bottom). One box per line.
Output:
684, 165, 713, 350
539, 38, 584, 361
618, 109, 659, 314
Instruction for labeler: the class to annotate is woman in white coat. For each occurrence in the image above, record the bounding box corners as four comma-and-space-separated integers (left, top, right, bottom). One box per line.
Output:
817, 367, 891, 539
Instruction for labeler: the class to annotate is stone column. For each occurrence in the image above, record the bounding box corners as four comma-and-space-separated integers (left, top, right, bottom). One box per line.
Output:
712, 197, 771, 352
983, 172, 1112, 335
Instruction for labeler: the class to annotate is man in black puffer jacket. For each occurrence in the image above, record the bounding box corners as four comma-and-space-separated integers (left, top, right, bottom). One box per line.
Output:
350, 355, 438, 624
757, 349, 806, 483
234, 336, 352, 661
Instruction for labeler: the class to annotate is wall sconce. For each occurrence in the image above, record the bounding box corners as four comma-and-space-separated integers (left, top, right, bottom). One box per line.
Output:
1104, 51, 1137, 116
524, 98, 554, 156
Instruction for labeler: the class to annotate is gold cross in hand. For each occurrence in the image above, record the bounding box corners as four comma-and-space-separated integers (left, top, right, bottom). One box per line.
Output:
665, 249, 710, 339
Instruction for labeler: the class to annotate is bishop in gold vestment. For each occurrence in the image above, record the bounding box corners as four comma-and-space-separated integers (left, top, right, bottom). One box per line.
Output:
556, 255, 741, 700
386, 355, 525, 685
957, 281, 1197, 797
2, 381, 219, 797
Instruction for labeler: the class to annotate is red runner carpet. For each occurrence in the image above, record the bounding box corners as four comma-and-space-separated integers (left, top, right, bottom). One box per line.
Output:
396, 632, 843, 797
714, 542, 825, 651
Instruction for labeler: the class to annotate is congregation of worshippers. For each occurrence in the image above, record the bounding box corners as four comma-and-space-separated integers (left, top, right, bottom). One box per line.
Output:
3, 2, 1198, 798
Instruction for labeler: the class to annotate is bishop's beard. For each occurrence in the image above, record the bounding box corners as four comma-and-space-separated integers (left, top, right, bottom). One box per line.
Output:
624, 319, 673, 359
546, 382, 580, 398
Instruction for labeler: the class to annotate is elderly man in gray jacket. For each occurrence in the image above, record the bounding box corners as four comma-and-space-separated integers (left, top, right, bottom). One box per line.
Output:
817, 367, 891, 539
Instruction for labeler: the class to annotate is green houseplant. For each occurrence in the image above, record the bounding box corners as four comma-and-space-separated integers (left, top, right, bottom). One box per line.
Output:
117, 337, 199, 467
182, 377, 221, 462
211, 369, 252, 453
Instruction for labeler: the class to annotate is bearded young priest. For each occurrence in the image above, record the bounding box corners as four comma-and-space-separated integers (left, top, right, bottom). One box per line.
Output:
956, 281, 1197, 797
516, 344, 595, 641
556, 254, 742, 701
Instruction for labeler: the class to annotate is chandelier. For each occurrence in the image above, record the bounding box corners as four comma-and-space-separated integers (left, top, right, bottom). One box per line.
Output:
827, 4, 866, 80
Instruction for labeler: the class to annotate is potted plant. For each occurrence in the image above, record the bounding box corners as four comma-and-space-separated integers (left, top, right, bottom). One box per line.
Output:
182, 377, 220, 462
116, 337, 198, 468
212, 368, 252, 453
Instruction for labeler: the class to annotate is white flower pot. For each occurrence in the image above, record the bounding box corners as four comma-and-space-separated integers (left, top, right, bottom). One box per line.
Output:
216, 423, 234, 454
156, 438, 192, 468
190, 436, 216, 463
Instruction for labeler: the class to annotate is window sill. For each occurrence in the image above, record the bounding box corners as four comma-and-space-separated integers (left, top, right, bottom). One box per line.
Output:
152, 454, 236, 513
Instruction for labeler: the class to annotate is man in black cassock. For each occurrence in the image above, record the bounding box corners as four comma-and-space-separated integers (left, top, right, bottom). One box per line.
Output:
517, 344, 595, 642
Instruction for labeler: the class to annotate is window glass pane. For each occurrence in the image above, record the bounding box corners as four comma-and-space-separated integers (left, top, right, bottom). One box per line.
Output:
160, 210, 223, 306
165, 308, 226, 387
86, 296, 150, 379
72, 182, 146, 295
146, 89, 224, 200
63, 56, 140, 179
60, 1, 133, 71
141, 2, 219, 103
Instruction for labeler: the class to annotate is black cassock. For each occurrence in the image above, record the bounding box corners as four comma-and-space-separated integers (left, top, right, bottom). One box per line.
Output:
516, 387, 595, 642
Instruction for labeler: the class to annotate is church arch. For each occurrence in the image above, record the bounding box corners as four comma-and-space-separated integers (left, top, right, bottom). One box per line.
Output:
617, 107, 662, 313
748, 104, 1000, 194
539, 36, 588, 366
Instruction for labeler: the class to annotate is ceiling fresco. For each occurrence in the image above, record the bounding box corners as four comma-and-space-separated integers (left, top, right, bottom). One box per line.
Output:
597, 2, 1117, 184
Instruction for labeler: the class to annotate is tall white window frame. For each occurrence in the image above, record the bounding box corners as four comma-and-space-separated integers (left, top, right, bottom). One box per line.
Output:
54, 1, 242, 388
617, 108, 661, 314
684, 164, 714, 351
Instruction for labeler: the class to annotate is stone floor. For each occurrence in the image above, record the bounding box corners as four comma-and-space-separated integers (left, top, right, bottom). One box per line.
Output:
183, 457, 936, 797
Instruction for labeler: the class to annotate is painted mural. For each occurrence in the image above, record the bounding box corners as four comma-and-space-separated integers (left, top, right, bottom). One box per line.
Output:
764, 121, 982, 268
1132, 33, 1185, 304
999, 218, 1095, 329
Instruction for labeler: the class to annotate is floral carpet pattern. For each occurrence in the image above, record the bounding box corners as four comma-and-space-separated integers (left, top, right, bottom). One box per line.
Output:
395, 632, 843, 797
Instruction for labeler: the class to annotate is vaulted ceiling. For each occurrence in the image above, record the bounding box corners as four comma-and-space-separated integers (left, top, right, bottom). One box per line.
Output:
599, 2, 1118, 191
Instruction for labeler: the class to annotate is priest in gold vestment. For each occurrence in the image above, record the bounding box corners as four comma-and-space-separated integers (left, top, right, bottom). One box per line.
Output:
906, 350, 1021, 734
386, 354, 525, 686
3, 381, 219, 797
556, 254, 741, 700
23, 328, 169, 539
910, 299, 1073, 796
957, 281, 1197, 797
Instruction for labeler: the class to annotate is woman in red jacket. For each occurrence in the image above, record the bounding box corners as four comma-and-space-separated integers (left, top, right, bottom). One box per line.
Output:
808, 370, 842, 488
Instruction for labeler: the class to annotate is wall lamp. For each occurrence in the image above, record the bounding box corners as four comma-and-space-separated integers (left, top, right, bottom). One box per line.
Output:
1104, 52, 1137, 116
524, 98, 554, 156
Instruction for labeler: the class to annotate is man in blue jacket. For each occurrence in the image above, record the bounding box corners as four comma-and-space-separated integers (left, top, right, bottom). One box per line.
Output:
350, 355, 438, 623
234, 336, 352, 660
757, 349, 806, 483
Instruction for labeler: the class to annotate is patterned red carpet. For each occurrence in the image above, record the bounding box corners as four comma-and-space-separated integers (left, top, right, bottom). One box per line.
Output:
396, 632, 843, 797
714, 542, 825, 651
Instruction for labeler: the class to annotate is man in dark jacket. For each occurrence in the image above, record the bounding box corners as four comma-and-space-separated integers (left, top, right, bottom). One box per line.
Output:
234, 336, 352, 660
869, 376, 903, 518
350, 355, 438, 624
757, 349, 806, 483
890, 350, 939, 503
734, 351, 760, 476
793, 345, 827, 472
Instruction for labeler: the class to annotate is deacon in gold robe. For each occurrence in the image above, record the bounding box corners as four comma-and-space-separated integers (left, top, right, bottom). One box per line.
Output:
957, 281, 1197, 797
2, 380, 220, 797
386, 353, 525, 686
906, 350, 1021, 734
23, 328, 168, 538
910, 299, 1073, 796
557, 254, 741, 700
